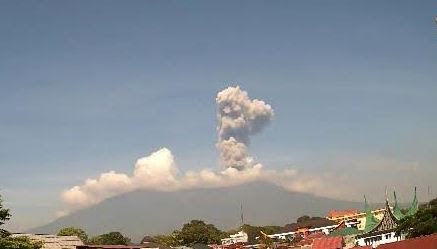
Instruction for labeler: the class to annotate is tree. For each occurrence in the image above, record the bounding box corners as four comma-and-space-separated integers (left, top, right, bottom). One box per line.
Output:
57, 227, 88, 243
0, 194, 11, 238
296, 215, 311, 223
258, 231, 273, 249
151, 231, 181, 247
0, 236, 43, 249
241, 224, 282, 244
177, 220, 226, 246
396, 197, 437, 238
0, 194, 42, 249
88, 231, 131, 245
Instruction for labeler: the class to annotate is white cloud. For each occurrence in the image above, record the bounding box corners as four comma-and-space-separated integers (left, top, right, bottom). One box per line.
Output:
59, 86, 346, 214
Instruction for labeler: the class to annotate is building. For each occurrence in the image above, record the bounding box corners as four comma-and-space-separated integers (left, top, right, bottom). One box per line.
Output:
221, 231, 248, 246
376, 233, 437, 249
355, 188, 418, 248
11, 233, 84, 249
329, 221, 362, 249
268, 218, 338, 241
326, 206, 385, 231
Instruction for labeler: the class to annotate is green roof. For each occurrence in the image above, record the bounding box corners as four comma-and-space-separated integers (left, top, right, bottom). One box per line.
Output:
329, 227, 361, 237
392, 191, 405, 220
363, 195, 379, 233
405, 187, 418, 217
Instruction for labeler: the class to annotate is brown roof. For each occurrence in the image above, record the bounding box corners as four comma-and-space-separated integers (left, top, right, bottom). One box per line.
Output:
283, 218, 337, 232
377, 233, 437, 249
327, 209, 358, 218
295, 232, 326, 246
350, 246, 371, 249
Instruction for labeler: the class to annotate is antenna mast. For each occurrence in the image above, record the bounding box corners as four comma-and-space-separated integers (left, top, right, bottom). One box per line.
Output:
240, 202, 244, 227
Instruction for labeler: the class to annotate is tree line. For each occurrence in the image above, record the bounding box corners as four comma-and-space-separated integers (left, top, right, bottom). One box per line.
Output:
1, 193, 436, 249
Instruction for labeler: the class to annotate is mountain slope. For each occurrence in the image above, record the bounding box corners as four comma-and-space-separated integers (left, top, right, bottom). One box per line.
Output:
31, 182, 364, 242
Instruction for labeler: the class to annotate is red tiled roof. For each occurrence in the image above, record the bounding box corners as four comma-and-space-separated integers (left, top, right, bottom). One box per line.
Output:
377, 233, 437, 249
312, 236, 343, 249
327, 209, 358, 218
350, 246, 371, 249
295, 232, 326, 246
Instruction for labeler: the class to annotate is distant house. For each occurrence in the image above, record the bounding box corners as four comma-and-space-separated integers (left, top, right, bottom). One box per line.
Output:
268, 218, 338, 240
139, 235, 173, 249
11, 233, 84, 249
221, 231, 248, 245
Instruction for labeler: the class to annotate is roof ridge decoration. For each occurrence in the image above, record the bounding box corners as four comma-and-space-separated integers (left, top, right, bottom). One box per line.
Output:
392, 190, 405, 220
363, 195, 379, 233
405, 186, 418, 217
366, 199, 399, 234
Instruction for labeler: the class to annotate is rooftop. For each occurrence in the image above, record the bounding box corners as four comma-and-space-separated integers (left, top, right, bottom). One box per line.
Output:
311, 236, 343, 249
376, 233, 437, 249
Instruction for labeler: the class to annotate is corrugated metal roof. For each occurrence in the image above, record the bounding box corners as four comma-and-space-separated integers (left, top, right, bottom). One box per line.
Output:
377, 233, 437, 249
12, 233, 84, 249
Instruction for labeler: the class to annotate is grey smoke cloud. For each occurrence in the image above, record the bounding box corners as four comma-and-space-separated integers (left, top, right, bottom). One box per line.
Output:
59, 86, 346, 217
216, 86, 274, 170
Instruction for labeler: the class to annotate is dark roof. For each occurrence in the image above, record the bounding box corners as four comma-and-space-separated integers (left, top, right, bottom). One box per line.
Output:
377, 233, 437, 249
192, 243, 211, 249
141, 236, 155, 243
141, 242, 173, 249
329, 227, 361, 237
282, 217, 336, 232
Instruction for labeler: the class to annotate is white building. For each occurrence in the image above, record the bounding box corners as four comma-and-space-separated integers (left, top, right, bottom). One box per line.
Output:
221, 231, 248, 245
11, 233, 84, 249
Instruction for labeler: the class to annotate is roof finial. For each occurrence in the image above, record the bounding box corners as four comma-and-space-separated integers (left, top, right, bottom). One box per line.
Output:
385, 186, 388, 202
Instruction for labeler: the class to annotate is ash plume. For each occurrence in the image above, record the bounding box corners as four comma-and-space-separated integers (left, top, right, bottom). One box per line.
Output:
58, 86, 344, 216
216, 86, 274, 170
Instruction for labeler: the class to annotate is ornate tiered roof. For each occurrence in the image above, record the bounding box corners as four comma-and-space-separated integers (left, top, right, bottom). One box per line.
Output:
392, 191, 404, 220
370, 200, 399, 233
357, 199, 399, 238
359, 187, 419, 238
405, 187, 418, 217
363, 195, 379, 233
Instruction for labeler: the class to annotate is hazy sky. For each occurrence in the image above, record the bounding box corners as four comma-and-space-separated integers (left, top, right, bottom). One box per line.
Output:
1, 0, 436, 231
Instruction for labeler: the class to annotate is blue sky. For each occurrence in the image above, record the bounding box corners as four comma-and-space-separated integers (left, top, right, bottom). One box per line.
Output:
0, 0, 436, 230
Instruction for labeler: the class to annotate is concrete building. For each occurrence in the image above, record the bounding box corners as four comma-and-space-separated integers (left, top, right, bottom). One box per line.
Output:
11, 233, 84, 249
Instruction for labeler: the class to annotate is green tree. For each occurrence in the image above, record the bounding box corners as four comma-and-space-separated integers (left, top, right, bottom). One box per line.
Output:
88, 231, 131, 245
241, 224, 282, 244
177, 220, 226, 246
57, 227, 88, 243
296, 215, 311, 223
0, 194, 11, 238
396, 197, 437, 238
0, 194, 42, 249
151, 231, 181, 247
0, 237, 43, 249
258, 231, 273, 249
